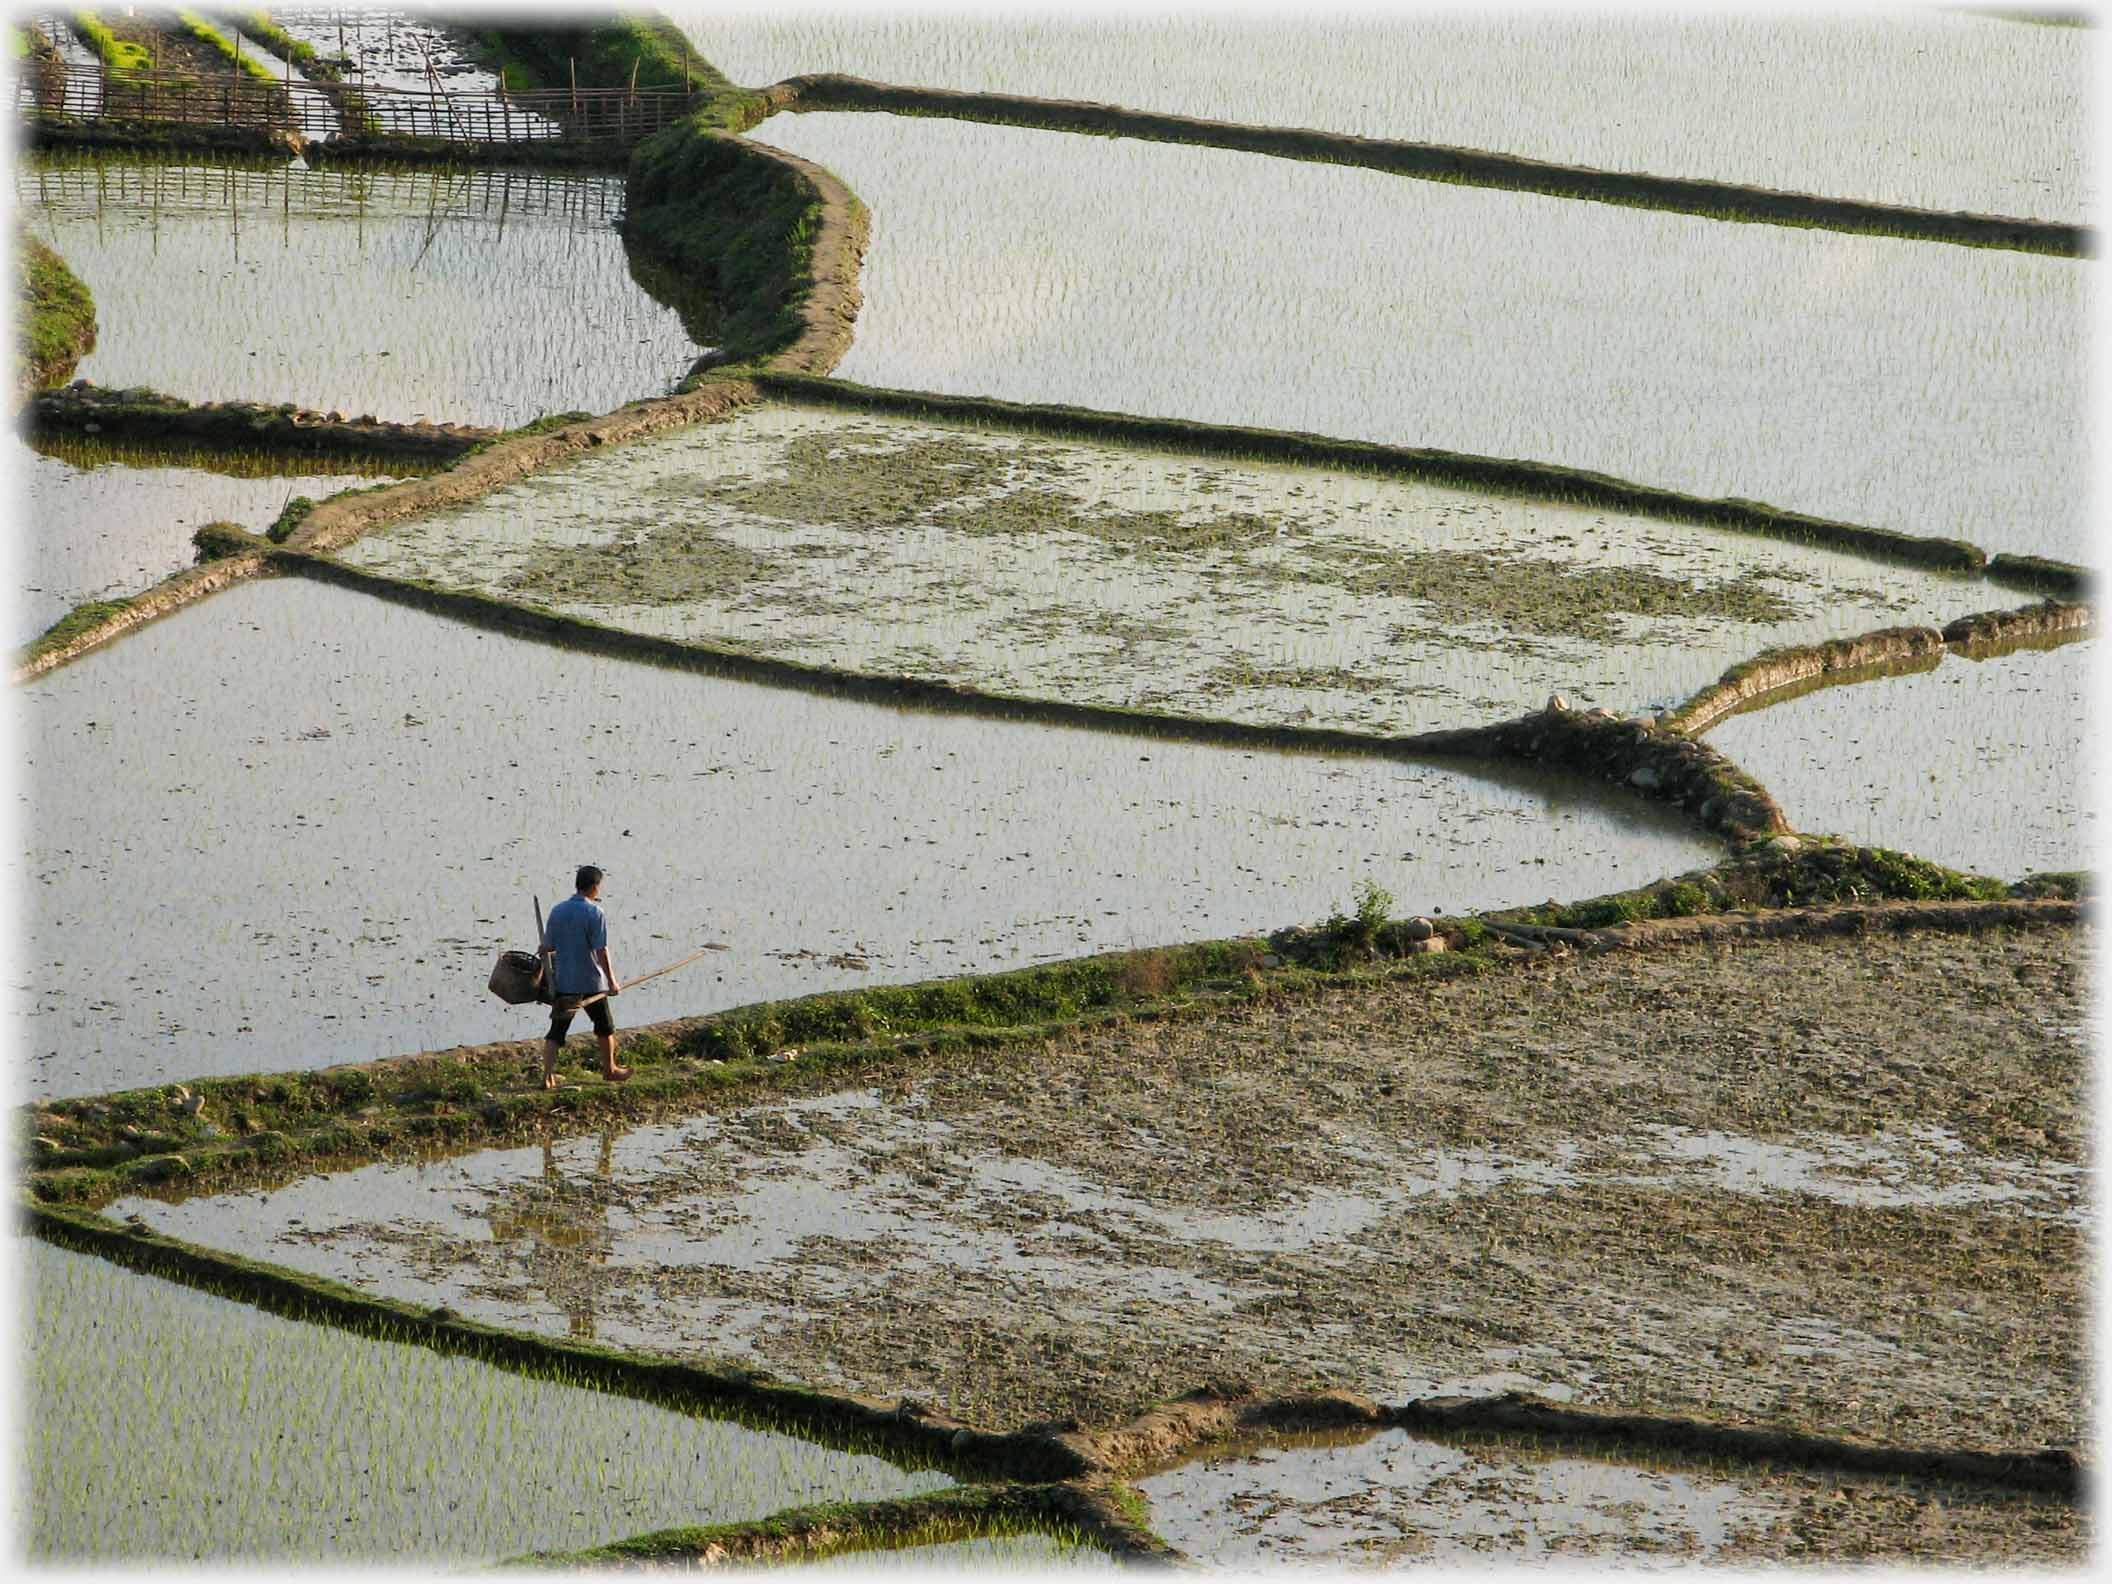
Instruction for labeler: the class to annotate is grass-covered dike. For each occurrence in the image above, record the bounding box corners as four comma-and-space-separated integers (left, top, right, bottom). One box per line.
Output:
15, 232, 97, 401
20, 842, 2078, 1212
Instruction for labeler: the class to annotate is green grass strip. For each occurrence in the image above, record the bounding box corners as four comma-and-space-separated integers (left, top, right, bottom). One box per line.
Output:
773, 74, 2090, 259
16, 233, 97, 396
176, 9, 280, 84
68, 11, 148, 73
214, 9, 316, 72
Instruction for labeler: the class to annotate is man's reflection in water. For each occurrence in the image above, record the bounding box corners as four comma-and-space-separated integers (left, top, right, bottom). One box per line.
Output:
485, 1131, 616, 1338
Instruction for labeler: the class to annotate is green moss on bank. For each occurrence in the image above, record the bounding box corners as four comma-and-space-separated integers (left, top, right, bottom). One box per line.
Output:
624, 118, 829, 367
20, 596, 132, 666
17, 233, 97, 397
1499, 838, 2015, 933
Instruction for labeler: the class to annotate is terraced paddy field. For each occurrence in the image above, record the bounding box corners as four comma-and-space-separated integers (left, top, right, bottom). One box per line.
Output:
14, 155, 701, 427
1703, 638, 2093, 878
112, 927, 2086, 1451
16, 430, 414, 642
337, 402, 2010, 735
15, 5, 2090, 1571
20, 574, 1716, 1100
18, 1240, 953, 1562
745, 111, 2086, 558
1136, 1425, 2082, 1568
678, 8, 2089, 222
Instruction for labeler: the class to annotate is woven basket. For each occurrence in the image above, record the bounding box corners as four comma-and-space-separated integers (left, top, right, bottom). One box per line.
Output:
488, 950, 547, 1005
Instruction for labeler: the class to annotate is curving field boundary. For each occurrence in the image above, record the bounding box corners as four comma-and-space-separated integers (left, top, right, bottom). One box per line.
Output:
16, 94, 876, 678
23, 1201, 2083, 1577
758, 73, 2092, 258
1662, 602, 2091, 736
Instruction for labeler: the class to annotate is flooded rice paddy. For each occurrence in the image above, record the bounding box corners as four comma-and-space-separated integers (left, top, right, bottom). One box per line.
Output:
1138, 1428, 1787, 1567
15, 431, 411, 643
1134, 1426, 2079, 1568
268, 7, 558, 135
344, 403, 2003, 735
18, 1239, 949, 1563
116, 1079, 2081, 1385
17, 574, 1716, 1100
679, 9, 2088, 223
746, 111, 2087, 560
112, 924, 2087, 1453
14, 155, 698, 427
1703, 638, 2092, 878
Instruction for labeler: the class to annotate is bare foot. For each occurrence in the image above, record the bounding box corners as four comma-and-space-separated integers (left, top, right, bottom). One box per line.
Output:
542, 1072, 562, 1090
602, 1065, 632, 1084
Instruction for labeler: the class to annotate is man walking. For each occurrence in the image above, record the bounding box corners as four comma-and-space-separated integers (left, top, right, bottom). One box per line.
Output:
541, 864, 629, 1088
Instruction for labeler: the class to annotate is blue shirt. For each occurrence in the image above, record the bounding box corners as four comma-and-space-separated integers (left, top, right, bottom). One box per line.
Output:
545, 893, 609, 994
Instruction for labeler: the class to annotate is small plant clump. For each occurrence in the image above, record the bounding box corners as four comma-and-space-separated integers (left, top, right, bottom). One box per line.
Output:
1321, 879, 1394, 953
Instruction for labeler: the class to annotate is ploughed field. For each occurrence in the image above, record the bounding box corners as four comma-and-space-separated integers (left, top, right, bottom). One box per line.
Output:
15, 6, 2091, 1570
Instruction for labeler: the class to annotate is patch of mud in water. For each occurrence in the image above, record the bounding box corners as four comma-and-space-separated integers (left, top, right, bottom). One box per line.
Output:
1629, 1124, 2084, 1221
1702, 639, 2091, 878
1137, 1427, 1791, 1567
344, 404, 2001, 735
23, 576, 1718, 1100
110, 1087, 2078, 1381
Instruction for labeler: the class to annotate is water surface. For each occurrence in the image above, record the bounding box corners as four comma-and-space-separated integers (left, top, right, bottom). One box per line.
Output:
14, 154, 696, 426
1703, 639, 2091, 876
678, 9, 2088, 221
18, 1240, 948, 1563
746, 112, 2088, 560
16, 431, 410, 642
19, 575, 1717, 1098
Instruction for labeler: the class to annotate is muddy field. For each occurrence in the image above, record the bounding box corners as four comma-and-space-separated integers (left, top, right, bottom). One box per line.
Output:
131, 928, 2087, 1492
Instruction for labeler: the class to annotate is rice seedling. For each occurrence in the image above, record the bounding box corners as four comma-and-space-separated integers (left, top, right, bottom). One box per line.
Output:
19, 574, 1719, 1100
1702, 640, 2092, 876
13, 151, 697, 427
173, 10, 280, 86
677, 10, 2085, 225
67, 11, 149, 74
739, 110, 2086, 561
19, 1241, 950, 1562
341, 403, 2005, 737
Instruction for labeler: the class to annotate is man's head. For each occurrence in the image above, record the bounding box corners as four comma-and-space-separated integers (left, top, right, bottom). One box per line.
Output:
576, 864, 605, 897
